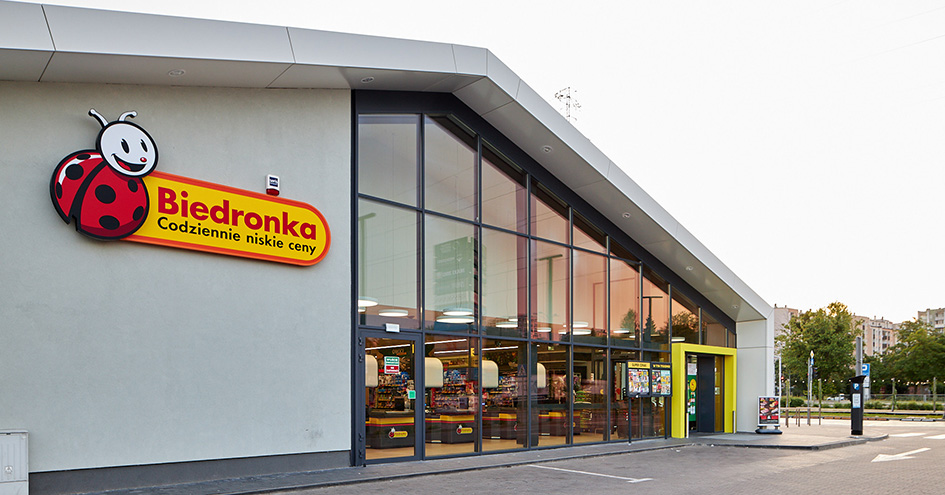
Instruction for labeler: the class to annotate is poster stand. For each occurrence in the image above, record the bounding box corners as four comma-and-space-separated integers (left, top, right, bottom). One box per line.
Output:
755, 396, 782, 434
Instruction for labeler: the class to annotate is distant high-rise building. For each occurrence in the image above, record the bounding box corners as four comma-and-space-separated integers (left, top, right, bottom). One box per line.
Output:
772, 305, 799, 342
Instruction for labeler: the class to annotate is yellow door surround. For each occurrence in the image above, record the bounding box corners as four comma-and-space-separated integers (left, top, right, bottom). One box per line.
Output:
670, 343, 736, 438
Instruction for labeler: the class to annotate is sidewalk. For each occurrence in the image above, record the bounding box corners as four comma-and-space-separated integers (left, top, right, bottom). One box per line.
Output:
92, 422, 886, 495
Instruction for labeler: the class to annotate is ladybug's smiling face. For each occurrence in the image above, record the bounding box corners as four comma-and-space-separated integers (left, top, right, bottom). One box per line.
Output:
99, 122, 158, 177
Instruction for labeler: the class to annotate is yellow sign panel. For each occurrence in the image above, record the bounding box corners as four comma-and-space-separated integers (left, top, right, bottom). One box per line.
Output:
127, 172, 330, 266
457, 427, 473, 435
627, 361, 651, 369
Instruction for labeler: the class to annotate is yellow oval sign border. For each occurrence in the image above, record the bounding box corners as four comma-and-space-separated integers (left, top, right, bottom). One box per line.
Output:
125, 171, 330, 266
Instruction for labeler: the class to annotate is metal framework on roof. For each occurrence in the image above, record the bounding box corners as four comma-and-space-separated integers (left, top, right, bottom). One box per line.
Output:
0, 0, 770, 323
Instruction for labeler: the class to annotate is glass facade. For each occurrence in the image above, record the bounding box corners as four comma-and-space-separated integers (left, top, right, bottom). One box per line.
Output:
355, 105, 735, 462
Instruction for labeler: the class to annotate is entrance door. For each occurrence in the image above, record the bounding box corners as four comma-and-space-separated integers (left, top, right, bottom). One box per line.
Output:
696, 355, 716, 433
360, 331, 422, 463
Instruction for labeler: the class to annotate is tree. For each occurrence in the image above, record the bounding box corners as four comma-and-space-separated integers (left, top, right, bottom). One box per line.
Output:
882, 319, 945, 384
671, 311, 699, 343
775, 302, 856, 396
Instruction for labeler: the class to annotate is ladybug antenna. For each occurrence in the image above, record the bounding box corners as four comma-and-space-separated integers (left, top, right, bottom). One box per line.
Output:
118, 111, 138, 122
88, 108, 108, 128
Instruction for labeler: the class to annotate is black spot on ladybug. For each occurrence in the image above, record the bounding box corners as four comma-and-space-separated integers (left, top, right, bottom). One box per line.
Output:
56, 183, 63, 199
99, 215, 120, 230
76, 153, 90, 160
133, 206, 144, 221
95, 184, 116, 204
127, 180, 138, 193
65, 164, 84, 180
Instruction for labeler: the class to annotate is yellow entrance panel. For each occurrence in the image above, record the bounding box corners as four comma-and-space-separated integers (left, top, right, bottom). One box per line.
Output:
671, 343, 736, 438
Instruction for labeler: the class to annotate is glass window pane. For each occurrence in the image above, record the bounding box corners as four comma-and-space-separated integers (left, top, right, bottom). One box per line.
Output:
610, 258, 639, 348
573, 213, 606, 253
530, 183, 569, 243
482, 145, 527, 233
610, 348, 639, 441
532, 342, 569, 447
358, 199, 418, 328
482, 228, 528, 337
641, 269, 669, 351
358, 114, 419, 206
671, 292, 699, 345
365, 337, 416, 460
482, 339, 528, 452
572, 250, 607, 345
572, 346, 606, 444
424, 116, 477, 220
424, 335, 478, 456
531, 240, 570, 341
610, 242, 639, 263
425, 215, 477, 332
703, 311, 727, 347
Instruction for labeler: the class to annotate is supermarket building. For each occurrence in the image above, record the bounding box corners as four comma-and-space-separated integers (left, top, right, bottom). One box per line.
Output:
0, 2, 775, 493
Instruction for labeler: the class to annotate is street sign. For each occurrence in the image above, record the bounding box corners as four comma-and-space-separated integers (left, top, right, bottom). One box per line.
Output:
861, 363, 870, 376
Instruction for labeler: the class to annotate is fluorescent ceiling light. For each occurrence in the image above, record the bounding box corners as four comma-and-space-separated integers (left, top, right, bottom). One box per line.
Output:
442, 307, 473, 316
379, 309, 409, 317
357, 297, 378, 307
436, 315, 474, 324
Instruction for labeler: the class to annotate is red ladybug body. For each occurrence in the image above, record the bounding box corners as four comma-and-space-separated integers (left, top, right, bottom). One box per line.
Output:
51, 151, 149, 239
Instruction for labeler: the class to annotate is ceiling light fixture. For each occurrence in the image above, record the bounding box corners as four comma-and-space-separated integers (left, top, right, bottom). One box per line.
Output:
436, 315, 474, 324
357, 297, 378, 307
541, 145, 553, 153
442, 307, 473, 317
167, 69, 185, 77
378, 309, 409, 317
360, 76, 375, 83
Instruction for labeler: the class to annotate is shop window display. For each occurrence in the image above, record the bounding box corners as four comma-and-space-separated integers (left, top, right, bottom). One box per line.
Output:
481, 339, 529, 451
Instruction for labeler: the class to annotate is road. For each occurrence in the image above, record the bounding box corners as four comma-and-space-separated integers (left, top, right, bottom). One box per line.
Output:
286, 420, 945, 495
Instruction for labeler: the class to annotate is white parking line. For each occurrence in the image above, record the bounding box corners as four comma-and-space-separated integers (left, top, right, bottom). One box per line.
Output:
527, 464, 652, 483
890, 432, 926, 437
924, 433, 945, 440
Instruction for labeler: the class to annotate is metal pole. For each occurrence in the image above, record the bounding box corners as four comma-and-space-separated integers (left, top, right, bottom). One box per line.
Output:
818, 378, 822, 424
933, 377, 937, 413
892, 378, 897, 412
807, 351, 813, 426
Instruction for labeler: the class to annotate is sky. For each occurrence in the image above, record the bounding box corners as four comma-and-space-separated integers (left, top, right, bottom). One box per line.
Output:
18, 0, 945, 322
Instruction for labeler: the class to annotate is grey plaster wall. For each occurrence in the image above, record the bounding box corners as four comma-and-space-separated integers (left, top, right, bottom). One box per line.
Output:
0, 82, 352, 472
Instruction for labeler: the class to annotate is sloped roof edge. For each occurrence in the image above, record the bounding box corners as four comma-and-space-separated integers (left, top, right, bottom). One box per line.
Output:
0, 0, 771, 322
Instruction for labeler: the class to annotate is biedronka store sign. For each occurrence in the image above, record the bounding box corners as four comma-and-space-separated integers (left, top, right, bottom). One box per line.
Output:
49, 109, 329, 266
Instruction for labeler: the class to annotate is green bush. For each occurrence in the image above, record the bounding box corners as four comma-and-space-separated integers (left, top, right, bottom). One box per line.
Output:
789, 397, 804, 407
865, 400, 885, 409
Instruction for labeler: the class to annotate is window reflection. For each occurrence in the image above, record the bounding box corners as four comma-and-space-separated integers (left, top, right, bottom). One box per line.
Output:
641, 269, 670, 351
358, 115, 419, 205
610, 257, 640, 348
703, 311, 728, 347
671, 293, 699, 345
482, 227, 528, 337
424, 116, 477, 220
358, 199, 418, 328
573, 213, 606, 253
424, 215, 477, 332
573, 250, 607, 345
482, 145, 527, 233
530, 182, 569, 243
531, 240, 569, 341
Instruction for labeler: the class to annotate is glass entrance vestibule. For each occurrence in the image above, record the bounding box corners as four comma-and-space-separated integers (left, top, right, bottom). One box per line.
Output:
352, 91, 736, 464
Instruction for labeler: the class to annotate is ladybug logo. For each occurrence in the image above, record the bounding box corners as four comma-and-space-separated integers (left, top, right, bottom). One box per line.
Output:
50, 109, 158, 240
